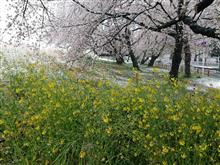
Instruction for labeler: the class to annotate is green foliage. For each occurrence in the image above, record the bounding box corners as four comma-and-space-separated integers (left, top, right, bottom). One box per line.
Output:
0, 66, 220, 164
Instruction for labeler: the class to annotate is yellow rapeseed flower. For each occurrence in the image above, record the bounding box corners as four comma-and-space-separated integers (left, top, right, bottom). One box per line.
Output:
15, 88, 21, 93
106, 127, 112, 135
60, 139, 65, 145
97, 81, 103, 87
102, 115, 110, 124
216, 130, 220, 137
35, 126, 40, 131
45, 160, 50, 165
181, 153, 187, 159
162, 146, 169, 154
80, 151, 86, 159
0, 119, 4, 125
42, 130, 47, 135
49, 82, 55, 89
170, 115, 179, 121
18, 97, 24, 104
3, 130, 11, 136
55, 102, 61, 108
198, 144, 208, 152
162, 161, 168, 165
191, 125, 202, 134
179, 139, 185, 146
52, 148, 59, 154
149, 141, 154, 147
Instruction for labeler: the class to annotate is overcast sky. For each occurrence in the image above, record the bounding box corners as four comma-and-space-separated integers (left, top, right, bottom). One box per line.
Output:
0, 0, 10, 42
0, 1, 42, 46
0, 1, 7, 27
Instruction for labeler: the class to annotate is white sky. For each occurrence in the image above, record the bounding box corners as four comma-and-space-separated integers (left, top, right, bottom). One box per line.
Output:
0, 0, 44, 46
0, 0, 11, 42
0, 0, 9, 26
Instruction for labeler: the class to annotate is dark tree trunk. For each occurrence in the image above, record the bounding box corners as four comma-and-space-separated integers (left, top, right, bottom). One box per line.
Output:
140, 51, 149, 64
113, 47, 124, 64
169, 41, 183, 78
183, 36, 191, 78
125, 28, 140, 70
148, 39, 167, 67
169, 25, 184, 79
169, 1, 184, 79
129, 49, 139, 70
194, 54, 198, 62
195, 0, 214, 13
116, 55, 124, 64
141, 56, 149, 65
148, 56, 158, 67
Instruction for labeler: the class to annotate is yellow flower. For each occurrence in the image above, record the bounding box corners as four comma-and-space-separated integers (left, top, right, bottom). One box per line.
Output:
106, 127, 112, 135
93, 100, 99, 108
3, 130, 11, 136
60, 139, 65, 145
164, 96, 169, 103
149, 141, 154, 147
191, 125, 202, 134
15, 88, 21, 93
55, 102, 61, 108
35, 126, 40, 131
0, 119, 4, 125
179, 139, 185, 146
181, 153, 187, 159
80, 151, 86, 159
18, 97, 24, 104
197, 144, 208, 152
52, 148, 59, 154
146, 134, 152, 140
49, 82, 55, 89
102, 115, 110, 124
138, 98, 144, 103
216, 130, 220, 137
23, 142, 29, 147
162, 161, 168, 165
42, 130, 47, 135
169, 115, 180, 121
97, 81, 103, 87
45, 160, 50, 165
81, 102, 85, 109
162, 146, 169, 154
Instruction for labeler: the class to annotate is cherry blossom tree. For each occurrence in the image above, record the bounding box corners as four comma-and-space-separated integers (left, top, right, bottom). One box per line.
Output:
5, 0, 220, 78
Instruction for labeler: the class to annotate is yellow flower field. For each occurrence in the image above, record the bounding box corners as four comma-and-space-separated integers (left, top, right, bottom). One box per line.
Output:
0, 66, 219, 164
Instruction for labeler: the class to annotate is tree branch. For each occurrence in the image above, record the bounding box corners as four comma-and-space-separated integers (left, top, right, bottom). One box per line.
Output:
183, 16, 220, 40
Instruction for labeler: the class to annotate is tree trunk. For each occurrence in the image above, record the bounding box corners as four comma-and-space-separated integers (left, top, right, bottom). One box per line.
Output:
141, 56, 149, 65
195, 0, 215, 14
110, 40, 124, 65
169, 41, 183, 78
148, 56, 158, 67
125, 28, 140, 70
129, 49, 139, 70
183, 36, 191, 78
116, 54, 124, 64
169, 25, 184, 79
140, 51, 149, 65
148, 39, 167, 67
169, 0, 184, 79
